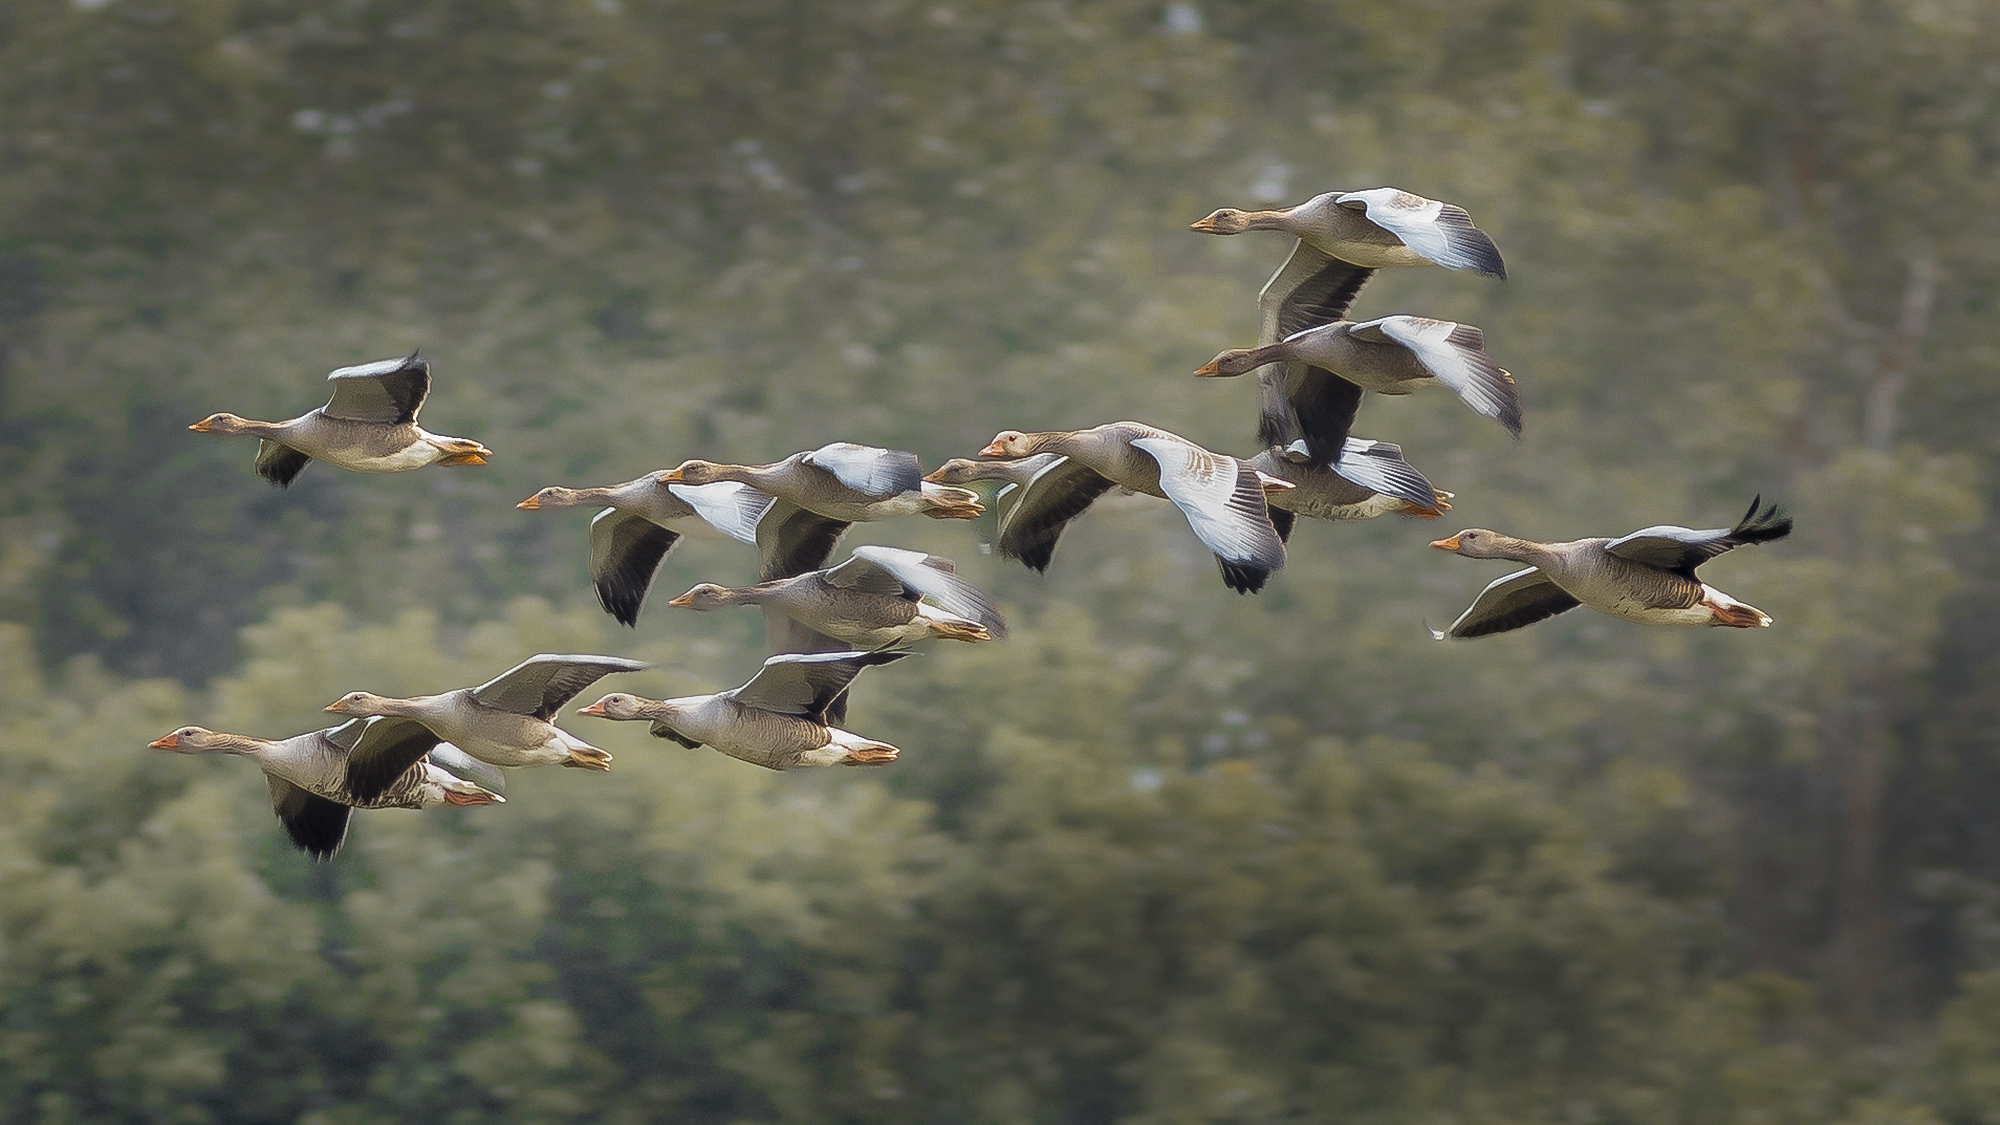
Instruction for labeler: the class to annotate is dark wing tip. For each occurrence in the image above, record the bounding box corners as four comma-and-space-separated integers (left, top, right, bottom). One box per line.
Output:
1731, 494, 1793, 544
1218, 559, 1272, 594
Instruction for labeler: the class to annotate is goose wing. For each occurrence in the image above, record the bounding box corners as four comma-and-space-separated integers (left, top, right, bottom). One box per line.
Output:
255, 441, 313, 487
995, 455, 1119, 573
427, 743, 506, 795
1251, 243, 1373, 462
1281, 367, 1366, 468
799, 442, 923, 499
1329, 438, 1447, 513
322, 351, 431, 424
1350, 316, 1521, 436
267, 776, 353, 860
589, 508, 680, 627
1335, 189, 1507, 278
668, 480, 774, 545
756, 499, 851, 581
1434, 567, 1580, 639
1129, 436, 1286, 594
1605, 496, 1792, 576
724, 650, 911, 724
340, 716, 444, 803
472, 653, 649, 719
828, 546, 1008, 638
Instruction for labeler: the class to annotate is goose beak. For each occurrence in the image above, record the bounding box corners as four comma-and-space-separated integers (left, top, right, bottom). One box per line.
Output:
1188, 214, 1224, 233
576, 702, 609, 717
148, 734, 180, 750
515, 495, 542, 509
1430, 536, 1461, 551
921, 468, 950, 483
656, 470, 685, 484
187, 419, 212, 432
323, 702, 346, 713
1192, 359, 1223, 377
666, 593, 695, 608
977, 441, 1008, 458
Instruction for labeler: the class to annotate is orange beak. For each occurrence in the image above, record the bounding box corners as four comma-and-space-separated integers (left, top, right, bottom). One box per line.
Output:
1430, 536, 1461, 551
148, 734, 180, 750
576, 702, 609, 717
666, 593, 695, 607
656, 470, 685, 484
1192, 360, 1222, 377
1188, 216, 1221, 233
977, 441, 1008, 458
515, 495, 542, 509
323, 702, 345, 712
921, 469, 949, 483
187, 419, 212, 432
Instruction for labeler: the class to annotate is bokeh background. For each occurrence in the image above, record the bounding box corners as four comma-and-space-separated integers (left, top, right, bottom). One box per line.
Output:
4, 0, 2000, 1120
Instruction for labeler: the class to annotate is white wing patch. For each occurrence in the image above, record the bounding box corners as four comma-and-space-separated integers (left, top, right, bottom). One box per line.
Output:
801, 442, 921, 498
1357, 316, 1520, 433
669, 481, 774, 545
1338, 187, 1453, 262
1129, 436, 1284, 574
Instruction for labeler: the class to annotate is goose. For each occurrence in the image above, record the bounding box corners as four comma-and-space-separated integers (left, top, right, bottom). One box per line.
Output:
658, 442, 983, 580
517, 476, 775, 626
1429, 497, 1792, 638
188, 352, 491, 486
577, 650, 910, 770
1191, 188, 1505, 463
1196, 315, 1520, 467
323, 653, 648, 797
962, 422, 1292, 593
148, 721, 502, 859
1249, 439, 1452, 541
666, 545, 1006, 649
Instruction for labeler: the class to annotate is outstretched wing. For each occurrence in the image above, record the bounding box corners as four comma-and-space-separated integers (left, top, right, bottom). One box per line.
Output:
828, 546, 1008, 638
1352, 316, 1521, 437
800, 442, 923, 499
1604, 496, 1793, 577
725, 650, 911, 724
255, 441, 313, 487
472, 653, 650, 718
1283, 367, 1367, 469
1435, 567, 1580, 639
341, 716, 444, 803
1130, 436, 1286, 594
1329, 438, 1447, 513
995, 456, 1118, 573
427, 743, 506, 795
668, 481, 774, 545
322, 351, 431, 424
1336, 188, 1507, 279
267, 777, 353, 860
589, 508, 680, 627
757, 499, 851, 581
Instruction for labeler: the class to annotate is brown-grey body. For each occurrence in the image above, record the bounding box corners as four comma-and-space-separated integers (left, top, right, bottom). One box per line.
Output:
1247, 446, 1450, 532
668, 546, 1001, 650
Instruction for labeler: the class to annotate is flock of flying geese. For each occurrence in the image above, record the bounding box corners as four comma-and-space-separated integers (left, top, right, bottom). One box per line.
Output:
154, 186, 1791, 858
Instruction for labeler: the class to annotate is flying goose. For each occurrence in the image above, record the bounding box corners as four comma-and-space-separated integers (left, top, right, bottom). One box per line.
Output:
1430, 497, 1792, 638
148, 721, 502, 859
1249, 439, 1452, 540
666, 545, 1006, 649
577, 650, 910, 770
1191, 188, 1505, 463
961, 422, 1292, 593
1196, 315, 1521, 466
188, 352, 491, 486
518, 476, 775, 626
323, 653, 648, 797
658, 442, 983, 580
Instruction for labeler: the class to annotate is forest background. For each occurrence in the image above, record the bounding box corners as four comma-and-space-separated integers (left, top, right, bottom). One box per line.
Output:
3, 0, 2000, 1121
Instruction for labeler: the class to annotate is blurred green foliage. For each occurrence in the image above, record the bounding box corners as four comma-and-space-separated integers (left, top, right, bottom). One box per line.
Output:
4, 0, 2000, 1119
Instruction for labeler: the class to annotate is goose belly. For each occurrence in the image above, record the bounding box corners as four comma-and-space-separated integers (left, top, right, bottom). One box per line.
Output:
327, 443, 444, 473
1322, 241, 1430, 269
435, 718, 575, 768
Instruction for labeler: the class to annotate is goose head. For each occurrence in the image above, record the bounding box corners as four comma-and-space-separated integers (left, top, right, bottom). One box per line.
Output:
1194, 349, 1269, 378
666, 583, 743, 610
148, 725, 224, 752
1430, 529, 1513, 559
324, 691, 397, 716
979, 431, 1039, 458
188, 413, 252, 434
657, 460, 726, 486
516, 486, 581, 510
1189, 209, 1254, 235
576, 692, 668, 721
